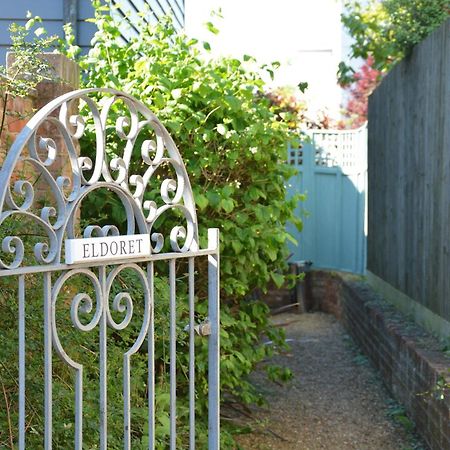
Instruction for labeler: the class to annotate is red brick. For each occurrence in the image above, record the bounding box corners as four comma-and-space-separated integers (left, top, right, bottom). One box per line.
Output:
1, 53, 80, 203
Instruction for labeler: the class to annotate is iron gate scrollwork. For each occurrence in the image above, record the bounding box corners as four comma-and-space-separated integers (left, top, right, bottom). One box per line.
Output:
0, 88, 220, 449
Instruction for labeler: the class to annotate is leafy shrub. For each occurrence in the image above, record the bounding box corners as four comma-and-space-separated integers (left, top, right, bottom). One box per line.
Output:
71, 3, 301, 444
77, 7, 302, 298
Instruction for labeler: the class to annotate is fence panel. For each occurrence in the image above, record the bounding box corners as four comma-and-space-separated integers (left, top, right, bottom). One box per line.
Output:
368, 19, 450, 322
287, 126, 367, 274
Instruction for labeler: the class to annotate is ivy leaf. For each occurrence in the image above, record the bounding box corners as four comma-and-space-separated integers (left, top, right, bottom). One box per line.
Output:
297, 81, 308, 93
222, 185, 233, 197
231, 240, 243, 254
158, 414, 170, 437
34, 27, 46, 37
220, 198, 234, 213
266, 247, 278, 261
271, 272, 285, 288
205, 21, 220, 35
171, 88, 182, 100
216, 123, 227, 135
196, 193, 209, 210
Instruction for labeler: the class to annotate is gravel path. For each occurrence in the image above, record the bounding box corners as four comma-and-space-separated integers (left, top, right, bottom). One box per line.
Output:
234, 312, 424, 450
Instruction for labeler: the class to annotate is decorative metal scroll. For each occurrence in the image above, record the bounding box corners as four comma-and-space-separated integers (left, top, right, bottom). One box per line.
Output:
0, 88, 200, 270
0, 88, 220, 450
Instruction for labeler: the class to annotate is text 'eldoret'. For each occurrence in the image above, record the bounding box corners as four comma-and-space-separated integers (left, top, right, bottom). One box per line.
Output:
65, 234, 151, 265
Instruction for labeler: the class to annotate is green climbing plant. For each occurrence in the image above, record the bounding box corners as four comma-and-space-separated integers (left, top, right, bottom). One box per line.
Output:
0, 13, 58, 143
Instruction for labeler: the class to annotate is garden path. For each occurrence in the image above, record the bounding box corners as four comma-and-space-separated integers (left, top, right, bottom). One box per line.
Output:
234, 312, 425, 450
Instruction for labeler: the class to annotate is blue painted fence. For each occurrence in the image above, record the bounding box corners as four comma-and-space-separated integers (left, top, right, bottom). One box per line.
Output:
287, 126, 367, 274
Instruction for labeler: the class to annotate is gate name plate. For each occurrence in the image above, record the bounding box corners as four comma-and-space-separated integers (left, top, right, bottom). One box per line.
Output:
65, 234, 151, 265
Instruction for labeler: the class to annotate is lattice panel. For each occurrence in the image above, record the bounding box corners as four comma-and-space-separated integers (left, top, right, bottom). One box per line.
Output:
311, 125, 367, 173
289, 146, 304, 166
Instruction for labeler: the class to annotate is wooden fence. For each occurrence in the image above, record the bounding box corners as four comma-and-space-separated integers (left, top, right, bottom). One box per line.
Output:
287, 126, 367, 274
368, 19, 450, 322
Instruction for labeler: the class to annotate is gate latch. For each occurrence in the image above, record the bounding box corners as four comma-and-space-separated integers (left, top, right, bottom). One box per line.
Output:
184, 318, 211, 337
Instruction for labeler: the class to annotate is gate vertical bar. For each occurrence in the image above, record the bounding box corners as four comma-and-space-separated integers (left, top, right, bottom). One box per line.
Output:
44, 272, 52, 450
18, 275, 25, 450
99, 266, 107, 450
208, 229, 220, 450
148, 261, 155, 450
169, 259, 177, 450
123, 357, 131, 449
74, 366, 83, 449
188, 257, 195, 449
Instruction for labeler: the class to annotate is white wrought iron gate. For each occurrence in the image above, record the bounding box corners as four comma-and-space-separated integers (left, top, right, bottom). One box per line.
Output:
0, 89, 220, 449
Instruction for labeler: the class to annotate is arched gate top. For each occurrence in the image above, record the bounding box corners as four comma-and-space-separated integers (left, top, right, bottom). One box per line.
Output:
0, 88, 200, 270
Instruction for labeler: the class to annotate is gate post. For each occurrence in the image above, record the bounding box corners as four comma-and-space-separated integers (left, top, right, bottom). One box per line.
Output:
208, 228, 220, 449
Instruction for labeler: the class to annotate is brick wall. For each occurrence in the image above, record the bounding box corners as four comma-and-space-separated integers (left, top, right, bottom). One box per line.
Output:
304, 270, 450, 450
0, 92, 34, 155
1, 54, 80, 186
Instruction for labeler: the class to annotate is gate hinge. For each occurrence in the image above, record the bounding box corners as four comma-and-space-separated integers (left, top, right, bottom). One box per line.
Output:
184, 318, 211, 337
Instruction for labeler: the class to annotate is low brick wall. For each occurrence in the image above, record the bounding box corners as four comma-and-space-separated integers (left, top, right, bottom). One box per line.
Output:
303, 270, 450, 450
